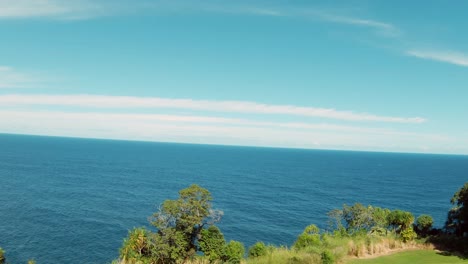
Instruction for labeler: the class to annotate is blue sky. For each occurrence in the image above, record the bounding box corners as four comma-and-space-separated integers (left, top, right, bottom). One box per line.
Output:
0, 0, 467, 154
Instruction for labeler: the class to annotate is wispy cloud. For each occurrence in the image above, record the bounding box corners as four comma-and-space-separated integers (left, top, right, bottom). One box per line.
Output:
406, 50, 468, 67
0, 94, 426, 124
314, 12, 399, 37
0, 110, 449, 152
0, 0, 106, 19
0, 66, 37, 88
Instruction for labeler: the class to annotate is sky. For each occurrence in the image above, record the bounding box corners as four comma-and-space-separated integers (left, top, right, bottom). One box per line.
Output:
0, 0, 467, 154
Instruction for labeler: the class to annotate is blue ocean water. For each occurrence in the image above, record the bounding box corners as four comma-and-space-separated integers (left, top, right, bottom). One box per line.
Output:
0, 134, 467, 264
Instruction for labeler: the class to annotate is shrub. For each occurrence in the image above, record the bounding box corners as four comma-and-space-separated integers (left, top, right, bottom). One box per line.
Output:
248, 241, 268, 258
388, 210, 414, 232
222, 240, 245, 263
321, 249, 335, 264
199, 225, 226, 261
415, 214, 433, 236
28, 260, 37, 264
294, 224, 322, 249
0, 247, 5, 264
119, 227, 154, 263
400, 227, 417, 242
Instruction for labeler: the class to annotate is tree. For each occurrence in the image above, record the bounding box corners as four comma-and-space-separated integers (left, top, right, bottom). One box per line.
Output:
446, 182, 468, 236
199, 226, 226, 262
415, 214, 433, 236
328, 203, 390, 235
150, 184, 223, 261
118, 184, 224, 263
387, 210, 414, 232
119, 228, 154, 263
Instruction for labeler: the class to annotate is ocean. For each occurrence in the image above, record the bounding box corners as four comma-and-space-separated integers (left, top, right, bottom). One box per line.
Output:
0, 134, 466, 263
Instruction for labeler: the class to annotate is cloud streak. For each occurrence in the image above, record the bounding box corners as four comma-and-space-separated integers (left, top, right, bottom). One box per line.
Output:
0, 94, 426, 123
0, 110, 448, 152
406, 50, 468, 67
0, 66, 37, 88
0, 0, 112, 19
312, 12, 399, 37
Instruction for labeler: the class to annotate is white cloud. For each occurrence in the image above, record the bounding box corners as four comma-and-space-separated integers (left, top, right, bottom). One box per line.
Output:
0, 110, 449, 152
0, 0, 106, 19
406, 50, 468, 67
0, 94, 426, 123
307, 11, 399, 37
0, 66, 36, 88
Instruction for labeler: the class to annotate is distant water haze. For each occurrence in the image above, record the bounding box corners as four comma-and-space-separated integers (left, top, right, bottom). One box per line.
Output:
0, 134, 466, 264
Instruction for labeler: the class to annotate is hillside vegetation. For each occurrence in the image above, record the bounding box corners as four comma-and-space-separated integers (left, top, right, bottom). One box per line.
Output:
1, 182, 467, 264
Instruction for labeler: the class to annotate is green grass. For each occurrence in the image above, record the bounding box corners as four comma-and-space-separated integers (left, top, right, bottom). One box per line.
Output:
347, 250, 468, 264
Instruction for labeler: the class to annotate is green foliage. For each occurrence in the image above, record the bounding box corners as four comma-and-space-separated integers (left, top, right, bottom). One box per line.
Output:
117, 184, 224, 263
372, 207, 391, 228
446, 182, 468, 236
248, 241, 268, 258
199, 225, 226, 262
0, 247, 5, 264
27, 260, 37, 264
329, 204, 391, 235
321, 249, 335, 264
400, 227, 417, 242
415, 215, 433, 236
119, 227, 154, 264
294, 224, 322, 249
342, 203, 375, 232
222, 240, 245, 263
150, 184, 222, 262
387, 210, 414, 232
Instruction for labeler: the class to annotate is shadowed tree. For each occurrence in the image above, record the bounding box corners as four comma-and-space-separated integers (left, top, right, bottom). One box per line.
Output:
446, 182, 468, 236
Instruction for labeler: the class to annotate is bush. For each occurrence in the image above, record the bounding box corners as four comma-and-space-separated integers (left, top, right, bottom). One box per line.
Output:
119, 227, 153, 263
400, 227, 417, 242
415, 214, 433, 236
321, 249, 335, 264
388, 210, 414, 232
248, 241, 268, 258
294, 224, 322, 249
0, 247, 5, 264
222, 240, 245, 263
199, 225, 226, 261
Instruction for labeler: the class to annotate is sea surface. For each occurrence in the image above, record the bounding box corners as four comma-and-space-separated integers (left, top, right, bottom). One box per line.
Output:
0, 134, 467, 264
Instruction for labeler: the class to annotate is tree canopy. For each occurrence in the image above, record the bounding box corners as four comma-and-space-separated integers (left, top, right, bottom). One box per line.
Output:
118, 184, 244, 264
446, 182, 468, 236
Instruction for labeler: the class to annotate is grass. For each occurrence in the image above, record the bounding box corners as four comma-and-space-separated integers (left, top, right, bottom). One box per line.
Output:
347, 250, 468, 264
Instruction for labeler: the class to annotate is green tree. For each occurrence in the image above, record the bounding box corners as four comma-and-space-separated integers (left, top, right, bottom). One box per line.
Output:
150, 184, 223, 262
446, 182, 468, 236
328, 203, 390, 235
387, 210, 414, 232
199, 225, 226, 262
119, 228, 154, 264
118, 184, 224, 263
415, 214, 433, 236
342, 203, 374, 232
